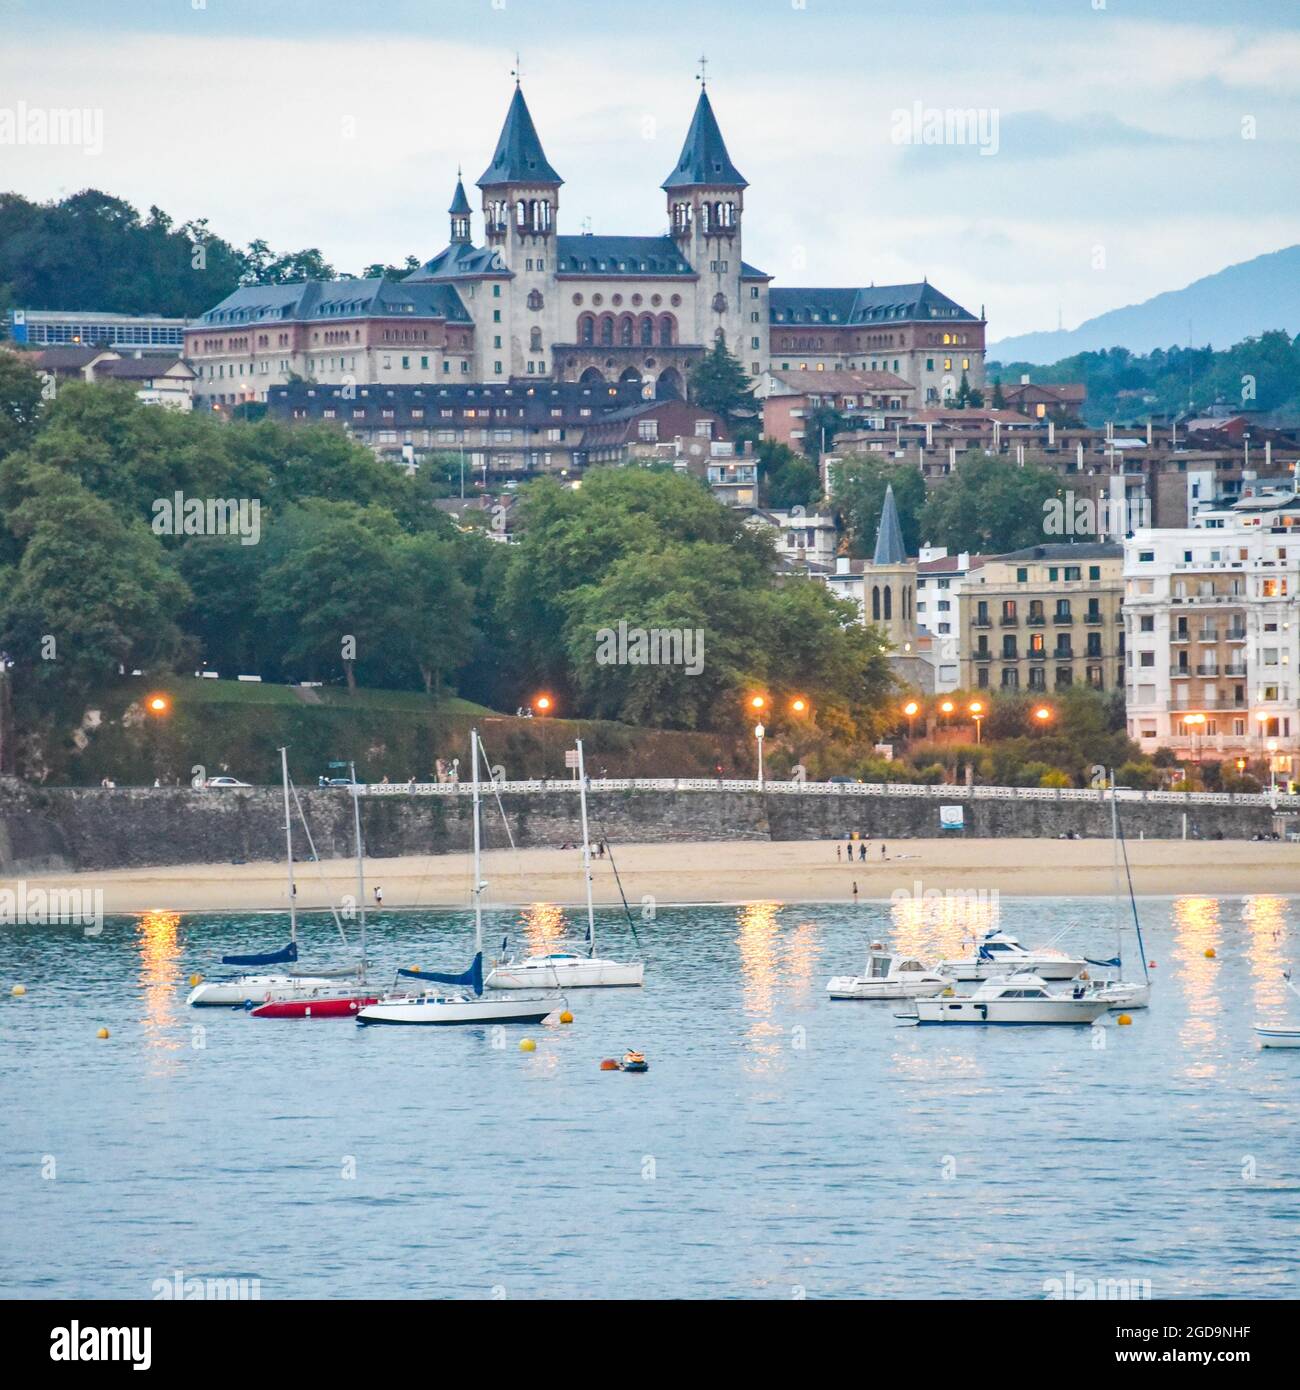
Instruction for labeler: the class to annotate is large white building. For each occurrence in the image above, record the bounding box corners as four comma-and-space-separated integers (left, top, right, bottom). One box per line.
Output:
185, 81, 984, 411
1123, 486, 1300, 760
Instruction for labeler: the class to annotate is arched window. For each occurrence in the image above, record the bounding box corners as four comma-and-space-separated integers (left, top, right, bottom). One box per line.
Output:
639, 315, 654, 346
659, 315, 675, 346
527, 289, 544, 311
620, 315, 634, 346
872, 586, 881, 621
578, 314, 594, 345
600, 315, 614, 346
529, 327, 542, 352
884, 586, 892, 620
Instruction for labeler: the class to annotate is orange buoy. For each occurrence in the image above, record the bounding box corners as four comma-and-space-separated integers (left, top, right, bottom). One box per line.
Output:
599, 1058, 619, 1071
1204, 947, 1216, 959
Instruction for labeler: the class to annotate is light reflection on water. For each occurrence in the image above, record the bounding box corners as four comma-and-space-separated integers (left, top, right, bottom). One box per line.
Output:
2, 894, 1299, 1300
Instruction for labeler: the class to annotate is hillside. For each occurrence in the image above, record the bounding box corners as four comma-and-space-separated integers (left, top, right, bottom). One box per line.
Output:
990, 245, 1300, 364
14, 677, 757, 787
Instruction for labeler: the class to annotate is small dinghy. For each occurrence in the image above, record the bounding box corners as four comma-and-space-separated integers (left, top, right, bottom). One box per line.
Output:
1255, 970, 1300, 1048
619, 1050, 648, 1072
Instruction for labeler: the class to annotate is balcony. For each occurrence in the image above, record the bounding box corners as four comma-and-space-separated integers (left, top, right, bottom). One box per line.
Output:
1085, 612, 1103, 625
1053, 613, 1074, 625
1000, 615, 1019, 627
1170, 666, 1191, 678
1195, 630, 1219, 643
1224, 664, 1248, 677
973, 649, 992, 662
1226, 628, 1247, 642
973, 617, 992, 628
1052, 649, 1074, 661
1026, 615, 1046, 627
1028, 649, 1046, 661
1196, 665, 1221, 677
1171, 632, 1190, 644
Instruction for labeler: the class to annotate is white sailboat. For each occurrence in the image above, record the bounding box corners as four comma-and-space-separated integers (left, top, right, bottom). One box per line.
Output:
1084, 776, 1152, 1010
357, 729, 562, 1026
187, 747, 345, 1007
827, 943, 948, 1000
485, 738, 644, 990
1255, 971, 1300, 1048
938, 930, 1085, 982
903, 973, 1111, 1026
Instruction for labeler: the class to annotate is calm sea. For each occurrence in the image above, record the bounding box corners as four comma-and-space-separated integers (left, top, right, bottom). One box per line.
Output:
2, 895, 1298, 1300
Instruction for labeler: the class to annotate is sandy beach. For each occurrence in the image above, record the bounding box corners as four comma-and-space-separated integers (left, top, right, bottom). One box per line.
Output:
14, 838, 1299, 913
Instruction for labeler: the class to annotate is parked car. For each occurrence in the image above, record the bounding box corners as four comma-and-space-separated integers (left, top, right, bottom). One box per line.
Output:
204, 776, 251, 789
318, 776, 359, 788
827, 775, 859, 785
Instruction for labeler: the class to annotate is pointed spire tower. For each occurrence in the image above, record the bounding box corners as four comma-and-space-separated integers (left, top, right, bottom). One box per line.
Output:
448, 170, 472, 245
664, 67, 748, 354
873, 483, 907, 565
478, 81, 562, 252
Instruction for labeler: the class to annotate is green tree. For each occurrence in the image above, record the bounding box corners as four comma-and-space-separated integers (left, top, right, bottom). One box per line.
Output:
392, 532, 475, 694
829, 458, 925, 557
687, 339, 758, 443
757, 438, 820, 510
0, 352, 45, 459
802, 404, 848, 460
920, 451, 1061, 553
0, 471, 190, 692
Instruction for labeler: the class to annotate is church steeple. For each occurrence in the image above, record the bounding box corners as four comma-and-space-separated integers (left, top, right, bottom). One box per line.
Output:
873, 484, 908, 565
448, 171, 472, 244
477, 83, 563, 189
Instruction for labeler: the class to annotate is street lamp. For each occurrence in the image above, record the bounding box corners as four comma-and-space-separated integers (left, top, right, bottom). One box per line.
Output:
1033, 705, 1053, 725
754, 722, 766, 789
1183, 712, 1206, 763
969, 699, 984, 744
903, 699, 919, 741
749, 694, 767, 713
1267, 737, 1278, 806
790, 697, 808, 715
146, 694, 170, 716
1256, 709, 1272, 755
939, 699, 955, 730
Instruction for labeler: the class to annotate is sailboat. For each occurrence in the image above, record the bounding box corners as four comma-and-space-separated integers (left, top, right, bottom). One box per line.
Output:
1255, 971, 1300, 1048
186, 748, 347, 1007
485, 738, 644, 990
250, 761, 378, 1019
1084, 777, 1152, 1010
356, 729, 562, 1026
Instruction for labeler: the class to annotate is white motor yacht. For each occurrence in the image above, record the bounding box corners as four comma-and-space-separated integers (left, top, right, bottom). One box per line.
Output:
827, 944, 948, 1000
903, 973, 1111, 1026
938, 930, 1085, 982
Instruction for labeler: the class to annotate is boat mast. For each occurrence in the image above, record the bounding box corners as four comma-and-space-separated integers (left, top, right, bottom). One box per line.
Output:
281, 746, 297, 943
351, 759, 366, 970
471, 727, 483, 961
576, 739, 596, 956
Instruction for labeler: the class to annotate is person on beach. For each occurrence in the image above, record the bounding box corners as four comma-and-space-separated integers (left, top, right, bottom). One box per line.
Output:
881, 843, 887, 859
852, 881, 859, 898
836, 845, 842, 861
373, 886, 383, 906
858, 842, 866, 862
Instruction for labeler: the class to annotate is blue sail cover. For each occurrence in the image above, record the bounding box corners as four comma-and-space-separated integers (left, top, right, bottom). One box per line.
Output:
398, 953, 484, 996
222, 941, 298, 966
1085, 956, 1122, 969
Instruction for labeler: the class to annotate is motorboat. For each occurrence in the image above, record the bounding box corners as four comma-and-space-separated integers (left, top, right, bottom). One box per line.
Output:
358, 728, 562, 1028
938, 930, 1085, 982
486, 737, 643, 990
903, 973, 1111, 1025
827, 944, 948, 1000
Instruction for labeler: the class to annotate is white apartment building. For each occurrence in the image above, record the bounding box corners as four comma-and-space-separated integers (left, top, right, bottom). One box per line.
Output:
1123, 486, 1300, 760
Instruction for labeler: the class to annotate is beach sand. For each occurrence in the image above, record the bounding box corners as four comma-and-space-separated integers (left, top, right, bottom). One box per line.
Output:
15, 838, 1299, 913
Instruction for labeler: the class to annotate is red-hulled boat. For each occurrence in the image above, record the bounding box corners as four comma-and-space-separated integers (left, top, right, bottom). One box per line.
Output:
250, 989, 378, 1019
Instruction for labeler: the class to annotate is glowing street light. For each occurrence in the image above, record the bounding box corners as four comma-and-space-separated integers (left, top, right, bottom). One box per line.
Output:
749, 694, 767, 712
146, 694, 170, 716
790, 697, 808, 715
969, 699, 985, 744
902, 699, 919, 741
1033, 705, 1053, 725
939, 699, 954, 730
533, 694, 553, 715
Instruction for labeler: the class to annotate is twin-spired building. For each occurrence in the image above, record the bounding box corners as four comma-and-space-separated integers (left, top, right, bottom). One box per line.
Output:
186, 83, 985, 410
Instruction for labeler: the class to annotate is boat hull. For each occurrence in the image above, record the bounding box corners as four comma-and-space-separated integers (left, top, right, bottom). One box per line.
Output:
356, 995, 559, 1026
486, 958, 644, 989
827, 974, 948, 1000
943, 956, 1085, 982
1092, 981, 1151, 1010
186, 974, 339, 1007
250, 994, 378, 1019
910, 996, 1111, 1025
1256, 1026, 1300, 1049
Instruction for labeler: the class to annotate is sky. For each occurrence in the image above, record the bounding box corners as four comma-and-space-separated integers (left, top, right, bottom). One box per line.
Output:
2, 0, 1298, 339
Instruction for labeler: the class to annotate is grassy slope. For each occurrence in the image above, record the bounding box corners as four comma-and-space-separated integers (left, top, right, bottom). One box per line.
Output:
33, 678, 752, 786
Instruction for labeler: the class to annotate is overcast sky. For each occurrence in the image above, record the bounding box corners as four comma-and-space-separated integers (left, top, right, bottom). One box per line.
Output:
2, 0, 1298, 339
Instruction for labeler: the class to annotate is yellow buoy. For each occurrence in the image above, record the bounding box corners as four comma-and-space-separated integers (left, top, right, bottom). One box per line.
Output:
1117, 1014, 1133, 1026
559, 1010, 574, 1024
1204, 947, 1216, 959
96, 1027, 110, 1039
519, 1038, 536, 1052
11, 984, 26, 996
188, 974, 202, 987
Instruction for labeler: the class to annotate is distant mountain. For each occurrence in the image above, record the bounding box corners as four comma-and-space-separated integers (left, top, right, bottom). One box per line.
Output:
990, 246, 1300, 365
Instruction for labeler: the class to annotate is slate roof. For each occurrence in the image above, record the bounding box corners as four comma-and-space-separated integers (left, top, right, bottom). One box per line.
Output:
405, 242, 508, 282
448, 177, 472, 215
662, 90, 747, 189
195, 278, 473, 326
477, 84, 562, 188
99, 356, 195, 381
993, 542, 1123, 562
554, 235, 694, 277
770, 282, 980, 327
872, 483, 908, 565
